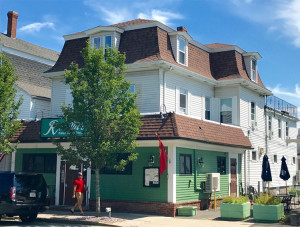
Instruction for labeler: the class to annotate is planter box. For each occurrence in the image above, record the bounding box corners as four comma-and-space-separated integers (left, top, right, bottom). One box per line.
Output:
177, 206, 197, 216
253, 204, 284, 222
220, 202, 250, 219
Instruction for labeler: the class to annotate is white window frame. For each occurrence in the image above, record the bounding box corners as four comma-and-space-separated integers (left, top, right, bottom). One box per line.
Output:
278, 119, 282, 138
220, 98, 232, 124
293, 157, 296, 165
205, 97, 211, 120
273, 154, 278, 163
92, 35, 113, 50
286, 121, 289, 137
179, 89, 187, 114
178, 37, 186, 65
251, 151, 257, 161
268, 116, 272, 139
93, 37, 101, 49
251, 58, 257, 82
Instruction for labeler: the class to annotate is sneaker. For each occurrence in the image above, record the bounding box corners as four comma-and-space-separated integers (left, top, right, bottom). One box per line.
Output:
70, 209, 74, 214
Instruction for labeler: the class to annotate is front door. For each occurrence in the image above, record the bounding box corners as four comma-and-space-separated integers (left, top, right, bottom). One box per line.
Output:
230, 158, 237, 196
59, 161, 87, 206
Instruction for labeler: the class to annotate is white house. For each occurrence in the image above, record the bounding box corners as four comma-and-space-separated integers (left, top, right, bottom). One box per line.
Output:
0, 11, 59, 171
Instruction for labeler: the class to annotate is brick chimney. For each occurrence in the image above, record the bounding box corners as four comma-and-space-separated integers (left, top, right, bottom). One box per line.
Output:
177, 26, 187, 33
7, 11, 18, 38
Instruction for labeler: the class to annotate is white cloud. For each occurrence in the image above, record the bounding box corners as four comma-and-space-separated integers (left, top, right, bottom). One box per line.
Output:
19, 22, 55, 33
138, 10, 182, 25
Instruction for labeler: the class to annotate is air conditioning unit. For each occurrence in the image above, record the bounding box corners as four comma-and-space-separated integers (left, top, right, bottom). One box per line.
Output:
204, 173, 220, 193
296, 170, 300, 183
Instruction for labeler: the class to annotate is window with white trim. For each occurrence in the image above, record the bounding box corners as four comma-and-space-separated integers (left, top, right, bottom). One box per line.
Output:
278, 119, 282, 138
268, 116, 272, 139
251, 58, 257, 82
179, 89, 187, 114
220, 98, 232, 124
178, 37, 186, 65
251, 102, 256, 121
293, 157, 296, 165
93, 35, 112, 50
205, 97, 210, 120
286, 121, 289, 137
251, 151, 257, 161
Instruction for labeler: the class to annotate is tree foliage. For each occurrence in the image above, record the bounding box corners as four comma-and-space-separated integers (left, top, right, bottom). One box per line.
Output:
0, 52, 22, 153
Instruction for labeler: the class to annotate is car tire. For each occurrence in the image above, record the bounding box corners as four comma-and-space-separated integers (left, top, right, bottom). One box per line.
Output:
19, 213, 38, 222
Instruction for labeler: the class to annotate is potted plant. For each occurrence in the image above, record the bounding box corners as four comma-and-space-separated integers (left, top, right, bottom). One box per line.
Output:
253, 194, 284, 222
220, 195, 250, 219
289, 187, 297, 196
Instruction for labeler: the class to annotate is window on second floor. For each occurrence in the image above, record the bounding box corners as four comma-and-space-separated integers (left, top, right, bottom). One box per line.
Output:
179, 89, 187, 114
251, 102, 256, 121
178, 37, 186, 65
220, 98, 232, 124
278, 119, 282, 138
251, 58, 257, 82
293, 157, 296, 165
268, 116, 272, 139
205, 97, 210, 120
286, 121, 289, 137
251, 151, 257, 161
93, 35, 112, 50
274, 154, 277, 163
129, 85, 135, 94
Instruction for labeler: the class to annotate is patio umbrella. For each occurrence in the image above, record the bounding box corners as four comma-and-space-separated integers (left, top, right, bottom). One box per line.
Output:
279, 156, 290, 194
261, 154, 272, 194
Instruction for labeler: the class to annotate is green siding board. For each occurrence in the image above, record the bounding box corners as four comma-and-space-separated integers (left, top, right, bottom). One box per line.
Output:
176, 147, 229, 202
90, 147, 168, 202
15, 148, 57, 187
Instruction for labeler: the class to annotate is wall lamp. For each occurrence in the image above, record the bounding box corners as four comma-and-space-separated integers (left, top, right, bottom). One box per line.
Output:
149, 155, 155, 165
198, 157, 204, 168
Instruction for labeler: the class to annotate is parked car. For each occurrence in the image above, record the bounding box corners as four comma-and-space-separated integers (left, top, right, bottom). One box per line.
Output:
0, 172, 50, 222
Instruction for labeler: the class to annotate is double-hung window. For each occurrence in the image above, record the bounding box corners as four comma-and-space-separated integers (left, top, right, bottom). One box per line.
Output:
179, 89, 187, 114
93, 35, 112, 50
286, 121, 289, 137
278, 119, 282, 138
268, 116, 272, 138
93, 37, 101, 49
178, 37, 186, 65
251, 151, 257, 161
251, 58, 257, 82
220, 98, 232, 124
217, 156, 226, 175
205, 97, 210, 120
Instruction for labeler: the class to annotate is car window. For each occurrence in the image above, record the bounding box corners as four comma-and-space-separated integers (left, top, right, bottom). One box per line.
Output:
14, 174, 46, 191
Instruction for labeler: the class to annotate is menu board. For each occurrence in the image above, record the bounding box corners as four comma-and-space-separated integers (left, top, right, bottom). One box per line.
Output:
144, 167, 160, 187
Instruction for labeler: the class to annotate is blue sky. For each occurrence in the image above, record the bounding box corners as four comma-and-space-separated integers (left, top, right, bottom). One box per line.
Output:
1, 0, 300, 112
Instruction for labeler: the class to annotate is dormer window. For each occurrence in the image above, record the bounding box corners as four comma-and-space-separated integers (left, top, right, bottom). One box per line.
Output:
251, 58, 257, 82
93, 35, 112, 49
178, 37, 186, 65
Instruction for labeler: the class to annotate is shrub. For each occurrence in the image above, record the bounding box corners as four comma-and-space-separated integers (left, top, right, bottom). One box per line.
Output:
254, 193, 282, 205
290, 187, 296, 193
222, 195, 249, 204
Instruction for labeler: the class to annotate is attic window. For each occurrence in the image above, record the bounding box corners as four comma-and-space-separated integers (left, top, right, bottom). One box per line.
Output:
93, 35, 112, 50
251, 58, 257, 82
178, 37, 186, 65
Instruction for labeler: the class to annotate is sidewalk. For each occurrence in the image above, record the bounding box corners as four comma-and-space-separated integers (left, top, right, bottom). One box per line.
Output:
37, 208, 288, 227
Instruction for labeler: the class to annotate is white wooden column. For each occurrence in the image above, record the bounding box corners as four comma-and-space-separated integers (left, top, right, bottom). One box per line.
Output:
55, 155, 61, 205
86, 167, 91, 207
10, 152, 15, 172
167, 143, 176, 203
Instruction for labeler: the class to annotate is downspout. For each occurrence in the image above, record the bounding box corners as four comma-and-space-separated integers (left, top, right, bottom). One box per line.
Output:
194, 149, 201, 191
264, 104, 268, 155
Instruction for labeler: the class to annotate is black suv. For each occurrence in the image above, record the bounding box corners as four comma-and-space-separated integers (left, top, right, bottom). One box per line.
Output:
0, 172, 50, 222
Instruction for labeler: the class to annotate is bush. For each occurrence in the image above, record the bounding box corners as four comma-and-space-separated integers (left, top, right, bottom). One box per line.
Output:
222, 195, 249, 204
290, 187, 296, 193
254, 193, 282, 205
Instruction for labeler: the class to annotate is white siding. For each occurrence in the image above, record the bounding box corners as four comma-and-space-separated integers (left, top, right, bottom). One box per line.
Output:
16, 88, 32, 120
164, 72, 213, 119
51, 79, 69, 118
240, 87, 265, 191
126, 70, 160, 113
30, 98, 51, 119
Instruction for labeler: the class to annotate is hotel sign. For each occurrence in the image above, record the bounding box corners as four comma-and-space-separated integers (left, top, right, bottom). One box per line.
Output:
41, 118, 83, 138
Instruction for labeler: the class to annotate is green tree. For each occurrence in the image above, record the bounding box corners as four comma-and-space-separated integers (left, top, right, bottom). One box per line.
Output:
56, 42, 142, 216
0, 52, 22, 154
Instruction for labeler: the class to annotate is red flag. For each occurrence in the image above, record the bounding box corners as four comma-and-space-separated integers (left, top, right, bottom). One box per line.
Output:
0, 153, 5, 163
156, 133, 168, 175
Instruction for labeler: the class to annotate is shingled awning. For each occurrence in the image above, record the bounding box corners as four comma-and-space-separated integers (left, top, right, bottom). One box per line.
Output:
10, 113, 252, 149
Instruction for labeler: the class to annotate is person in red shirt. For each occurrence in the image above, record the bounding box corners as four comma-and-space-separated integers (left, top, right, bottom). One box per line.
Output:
70, 172, 85, 215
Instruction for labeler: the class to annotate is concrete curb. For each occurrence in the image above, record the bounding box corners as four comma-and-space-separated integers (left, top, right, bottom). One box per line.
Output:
37, 217, 122, 226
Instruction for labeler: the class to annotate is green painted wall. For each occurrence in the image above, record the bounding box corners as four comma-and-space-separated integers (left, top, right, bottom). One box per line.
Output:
15, 148, 57, 187
176, 147, 229, 202
90, 147, 168, 202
